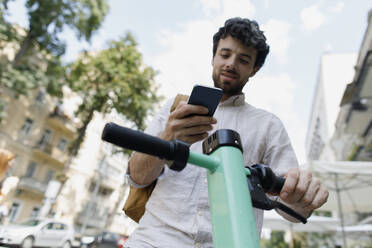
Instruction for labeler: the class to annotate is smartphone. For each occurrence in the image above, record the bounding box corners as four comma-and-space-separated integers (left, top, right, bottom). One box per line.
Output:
187, 85, 223, 116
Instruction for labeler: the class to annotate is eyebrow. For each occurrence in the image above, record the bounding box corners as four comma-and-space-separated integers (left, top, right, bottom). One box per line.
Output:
219, 48, 253, 61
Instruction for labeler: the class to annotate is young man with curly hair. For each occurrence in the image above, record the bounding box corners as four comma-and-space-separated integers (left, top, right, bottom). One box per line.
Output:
125, 17, 328, 248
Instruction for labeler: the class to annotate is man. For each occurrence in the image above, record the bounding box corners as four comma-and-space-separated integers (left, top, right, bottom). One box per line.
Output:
125, 17, 328, 247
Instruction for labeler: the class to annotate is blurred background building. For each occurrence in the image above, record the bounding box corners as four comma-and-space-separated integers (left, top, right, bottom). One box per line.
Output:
53, 110, 137, 235
0, 35, 137, 236
331, 10, 372, 162
306, 7, 372, 191
0, 83, 137, 236
0, 86, 76, 222
306, 52, 357, 161
305, 8, 372, 247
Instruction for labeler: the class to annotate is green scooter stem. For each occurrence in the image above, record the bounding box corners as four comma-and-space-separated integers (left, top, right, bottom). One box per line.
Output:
188, 147, 260, 248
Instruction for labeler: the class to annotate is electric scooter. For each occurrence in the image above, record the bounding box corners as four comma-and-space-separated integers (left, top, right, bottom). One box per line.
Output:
101, 123, 306, 248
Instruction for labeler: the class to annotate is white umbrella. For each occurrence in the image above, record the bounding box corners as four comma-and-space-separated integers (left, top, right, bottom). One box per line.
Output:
340, 224, 372, 232
303, 160, 372, 247
304, 161, 372, 213
337, 224, 372, 242
263, 210, 340, 232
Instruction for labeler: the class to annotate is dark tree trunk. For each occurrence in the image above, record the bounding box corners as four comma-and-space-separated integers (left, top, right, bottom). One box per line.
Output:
12, 33, 34, 67
70, 107, 95, 157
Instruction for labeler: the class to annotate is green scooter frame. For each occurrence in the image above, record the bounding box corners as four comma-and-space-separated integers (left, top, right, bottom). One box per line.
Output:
101, 123, 306, 248
188, 142, 259, 247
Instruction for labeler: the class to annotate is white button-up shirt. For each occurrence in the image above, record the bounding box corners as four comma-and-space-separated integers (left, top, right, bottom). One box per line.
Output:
125, 94, 298, 248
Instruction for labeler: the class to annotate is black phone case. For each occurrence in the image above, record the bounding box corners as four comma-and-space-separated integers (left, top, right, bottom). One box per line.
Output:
188, 85, 223, 116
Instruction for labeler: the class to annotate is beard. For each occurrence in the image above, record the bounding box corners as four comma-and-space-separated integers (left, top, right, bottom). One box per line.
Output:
212, 70, 245, 97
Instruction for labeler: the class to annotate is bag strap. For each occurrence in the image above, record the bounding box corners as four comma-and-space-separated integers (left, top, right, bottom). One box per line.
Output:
170, 94, 189, 112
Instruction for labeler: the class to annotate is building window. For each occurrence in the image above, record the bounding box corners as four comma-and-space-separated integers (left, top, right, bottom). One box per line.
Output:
44, 170, 55, 184
19, 118, 33, 135
30, 206, 40, 217
57, 138, 67, 151
25, 161, 38, 178
38, 129, 52, 148
8, 201, 21, 222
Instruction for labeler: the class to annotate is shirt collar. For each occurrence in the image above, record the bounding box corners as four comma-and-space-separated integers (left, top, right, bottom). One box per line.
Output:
219, 94, 245, 107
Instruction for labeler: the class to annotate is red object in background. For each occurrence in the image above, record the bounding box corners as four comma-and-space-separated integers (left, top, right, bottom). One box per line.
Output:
117, 236, 128, 248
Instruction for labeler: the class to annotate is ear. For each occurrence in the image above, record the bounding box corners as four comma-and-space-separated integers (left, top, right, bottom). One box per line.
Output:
211, 56, 214, 66
249, 66, 260, 77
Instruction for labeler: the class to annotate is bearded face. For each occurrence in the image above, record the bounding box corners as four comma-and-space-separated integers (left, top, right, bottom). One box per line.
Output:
212, 36, 259, 100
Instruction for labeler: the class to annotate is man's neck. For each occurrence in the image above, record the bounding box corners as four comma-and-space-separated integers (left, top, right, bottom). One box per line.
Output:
221, 93, 242, 102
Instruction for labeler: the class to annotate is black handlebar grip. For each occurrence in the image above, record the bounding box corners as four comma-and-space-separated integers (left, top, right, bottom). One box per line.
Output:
250, 164, 286, 194
101, 122, 175, 160
270, 176, 285, 195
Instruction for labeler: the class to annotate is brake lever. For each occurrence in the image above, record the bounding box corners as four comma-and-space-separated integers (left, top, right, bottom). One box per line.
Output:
246, 164, 307, 224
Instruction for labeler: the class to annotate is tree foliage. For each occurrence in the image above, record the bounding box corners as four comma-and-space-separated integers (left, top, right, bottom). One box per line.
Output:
68, 33, 162, 156
295, 232, 336, 248
0, 0, 19, 46
14, 0, 109, 65
261, 231, 290, 248
0, 0, 109, 120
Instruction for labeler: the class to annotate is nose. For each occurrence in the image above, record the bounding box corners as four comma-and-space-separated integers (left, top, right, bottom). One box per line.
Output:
225, 55, 237, 69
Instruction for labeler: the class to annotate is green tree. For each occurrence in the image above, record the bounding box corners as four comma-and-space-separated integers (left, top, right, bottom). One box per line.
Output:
261, 231, 290, 248
13, 0, 109, 66
295, 232, 336, 248
68, 33, 162, 156
0, 0, 19, 46
0, 0, 109, 120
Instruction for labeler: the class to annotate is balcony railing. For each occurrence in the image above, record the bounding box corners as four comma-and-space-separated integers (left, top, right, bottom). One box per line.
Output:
35, 142, 53, 155
33, 142, 69, 165
17, 176, 47, 195
47, 106, 76, 134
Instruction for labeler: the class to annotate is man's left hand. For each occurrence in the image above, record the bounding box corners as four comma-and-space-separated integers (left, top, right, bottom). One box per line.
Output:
279, 168, 329, 220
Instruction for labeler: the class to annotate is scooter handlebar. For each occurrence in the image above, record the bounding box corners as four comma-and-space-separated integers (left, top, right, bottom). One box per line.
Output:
101, 122, 175, 160
101, 122, 189, 171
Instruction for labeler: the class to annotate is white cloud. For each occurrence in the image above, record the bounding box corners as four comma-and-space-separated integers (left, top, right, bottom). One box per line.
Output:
220, 0, 256, 20
244, 74, 306, 163
300, 5, 327, 31
329, 2, 345, 13
149, 19, 216, 98
323, 42, 334, 53
200, 0, 256, 21
200, 0, 221, 17
262, 19, 291, 64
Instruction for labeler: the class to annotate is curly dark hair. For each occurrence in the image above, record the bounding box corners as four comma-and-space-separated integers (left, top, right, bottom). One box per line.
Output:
213, 17, 270, 69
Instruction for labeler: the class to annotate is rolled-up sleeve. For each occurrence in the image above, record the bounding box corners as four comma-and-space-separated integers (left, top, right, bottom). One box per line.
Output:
125, 98, 175, 188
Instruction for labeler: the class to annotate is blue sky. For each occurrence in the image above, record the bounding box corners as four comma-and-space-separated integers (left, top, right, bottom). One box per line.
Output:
6, 0, 372, 163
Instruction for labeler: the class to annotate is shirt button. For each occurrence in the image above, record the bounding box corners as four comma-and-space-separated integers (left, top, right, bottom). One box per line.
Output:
204, 178, 208, 183
198, 211, 203, 216
195, 242, 201, 248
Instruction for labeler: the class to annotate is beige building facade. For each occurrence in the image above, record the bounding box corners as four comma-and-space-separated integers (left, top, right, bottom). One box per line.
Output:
0, 26, 137, 235
331, 9, 372, 162
0, 86, 76, 223
54, 111, 137, 235
0, 86, 137, 235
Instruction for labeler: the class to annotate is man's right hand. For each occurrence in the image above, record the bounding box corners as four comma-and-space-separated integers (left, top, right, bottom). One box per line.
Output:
129, 101, 217, 185
160, 101, 217, 145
